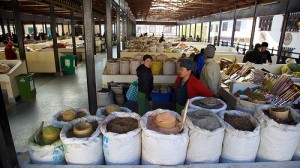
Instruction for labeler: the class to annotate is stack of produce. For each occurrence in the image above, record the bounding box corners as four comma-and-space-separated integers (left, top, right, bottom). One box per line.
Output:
28, 122, 66, 165
219, 110, 260, 163
52, 108, 90, 128
185, 110, 225, 164
96, 104, 132, 119
189, 97, 227, 113
60, 117, 104, 165
100, 112, 141, 165
140, 109, 189, 165
0, 63, 11, 74
255, 106, 300, 162
146, 112, 181, 135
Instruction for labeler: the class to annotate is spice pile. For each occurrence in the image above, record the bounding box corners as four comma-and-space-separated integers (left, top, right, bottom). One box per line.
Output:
187, 110, 221, 131
192, 97, 223, 109
66, 121, 98, 138
103, 104, 121, 116
57, 109, 87, 121
107, 117, 138, 134
262, 108, 297, 125
147, 112, 181, 135
224, 113, 255, 131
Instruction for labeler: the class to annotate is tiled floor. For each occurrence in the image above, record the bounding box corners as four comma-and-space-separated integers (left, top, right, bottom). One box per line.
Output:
5, 49, 109, 152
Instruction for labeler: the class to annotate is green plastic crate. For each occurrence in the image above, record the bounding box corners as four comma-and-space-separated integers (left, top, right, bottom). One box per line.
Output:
16, 73, 36, 100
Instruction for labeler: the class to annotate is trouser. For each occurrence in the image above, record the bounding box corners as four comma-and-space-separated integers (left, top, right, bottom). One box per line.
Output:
138, 91, 151, 116
176, 103, 184, 115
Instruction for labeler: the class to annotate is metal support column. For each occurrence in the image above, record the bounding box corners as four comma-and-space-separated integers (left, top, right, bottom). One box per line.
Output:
122, 13, 126, 50
93, 19, 96, 55
194, 23, 197, 39
42, 23, 45, 33
189, 24, 192, 37
185, 24, 187, 37
208, 21, 211, 43
99, 19, 102, 36
177, 25, 179, 37
231, 7, 237, 47
6, 20, 11, 37
33, 21, 37, 38
249, 1, 258, 50
106, 0, 113, 59
0, 85, 18, 168
277, 0, 290, 64
71, 11, 76, 56
61, 23, 64, 35
200, 23, 203, 42
45, 22, 48, 35
116, 5, 121, 58
56, 24, 59, 34
0, 18, 5, 35
50, 5, 60, 73
218, 11, 222, 46
83, 0, 97, 115
12, 22, 16, 34
12, 0, 26, 61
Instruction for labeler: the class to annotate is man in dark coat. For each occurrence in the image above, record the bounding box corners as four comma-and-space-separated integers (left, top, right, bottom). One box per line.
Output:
243, 43, 263, 64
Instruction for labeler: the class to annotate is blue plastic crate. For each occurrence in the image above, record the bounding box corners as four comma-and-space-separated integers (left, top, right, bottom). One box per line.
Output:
151, 92, 171, 103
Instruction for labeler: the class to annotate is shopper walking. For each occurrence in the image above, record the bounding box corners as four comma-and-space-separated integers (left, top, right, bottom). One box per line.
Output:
200, 44, 222, 96
137, 55, 153, 116
242, 43, 263, 64
175, 58, 213, 113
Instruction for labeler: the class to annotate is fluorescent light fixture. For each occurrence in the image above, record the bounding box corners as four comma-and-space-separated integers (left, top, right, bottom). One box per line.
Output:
262, 1, 279, 6
238, 7, 251, 10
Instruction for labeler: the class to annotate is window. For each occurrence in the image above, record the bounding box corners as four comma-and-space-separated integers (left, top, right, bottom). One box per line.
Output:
287, 12, 300, 32
215, 25, 218, 32
164, 26, 172, 33
236, 21, 241, 31
222, 22, 228, 31
259, 16, 273, 31
149, 26, 155, 33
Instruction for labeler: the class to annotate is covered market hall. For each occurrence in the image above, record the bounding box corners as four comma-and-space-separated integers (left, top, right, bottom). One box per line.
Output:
1, 0, 300, 167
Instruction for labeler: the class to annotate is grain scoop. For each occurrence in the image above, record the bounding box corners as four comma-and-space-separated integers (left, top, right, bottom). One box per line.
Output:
179, 99, 189, 132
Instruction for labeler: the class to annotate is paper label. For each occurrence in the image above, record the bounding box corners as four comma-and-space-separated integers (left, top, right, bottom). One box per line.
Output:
30, 80, 35, 91
65, 59, 71, 67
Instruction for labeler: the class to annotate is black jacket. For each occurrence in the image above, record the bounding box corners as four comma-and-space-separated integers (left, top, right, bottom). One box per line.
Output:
137, 64, 153, 101
242, 49, 263, 64
261, 50, 272, 63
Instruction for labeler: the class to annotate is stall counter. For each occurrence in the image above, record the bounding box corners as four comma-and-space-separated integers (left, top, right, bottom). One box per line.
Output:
0, 60, 27, 103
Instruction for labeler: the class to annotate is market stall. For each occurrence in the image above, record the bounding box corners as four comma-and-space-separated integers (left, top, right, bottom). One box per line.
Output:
0, 60, 27, 103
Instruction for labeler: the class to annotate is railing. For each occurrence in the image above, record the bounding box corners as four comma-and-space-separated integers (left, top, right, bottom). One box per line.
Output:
219, 40, 300, 64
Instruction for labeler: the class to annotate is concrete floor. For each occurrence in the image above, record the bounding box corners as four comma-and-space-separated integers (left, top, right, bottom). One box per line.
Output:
5, 49, 109, 153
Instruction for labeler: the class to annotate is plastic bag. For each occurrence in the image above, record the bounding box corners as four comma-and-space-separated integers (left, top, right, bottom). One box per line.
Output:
186, 109, 225, 164
97, 90, 114, 107
60, 116, 104, 165
219, 110, 260, 163
52, 108, 90, 128
255, 106, 300, 162
126, 80, 138, 101
28, 134, 65, 165
140, 109, 189, 165
96, 106, 132, 119
100, 112, 141, 165
189, 96, 227, 114
293, 139, 300, 161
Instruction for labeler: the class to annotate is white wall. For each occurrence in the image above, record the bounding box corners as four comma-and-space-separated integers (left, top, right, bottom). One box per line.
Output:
253, 15, 283, 49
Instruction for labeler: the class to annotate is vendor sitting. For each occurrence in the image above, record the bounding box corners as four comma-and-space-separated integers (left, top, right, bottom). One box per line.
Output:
175, 58, 213, 113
